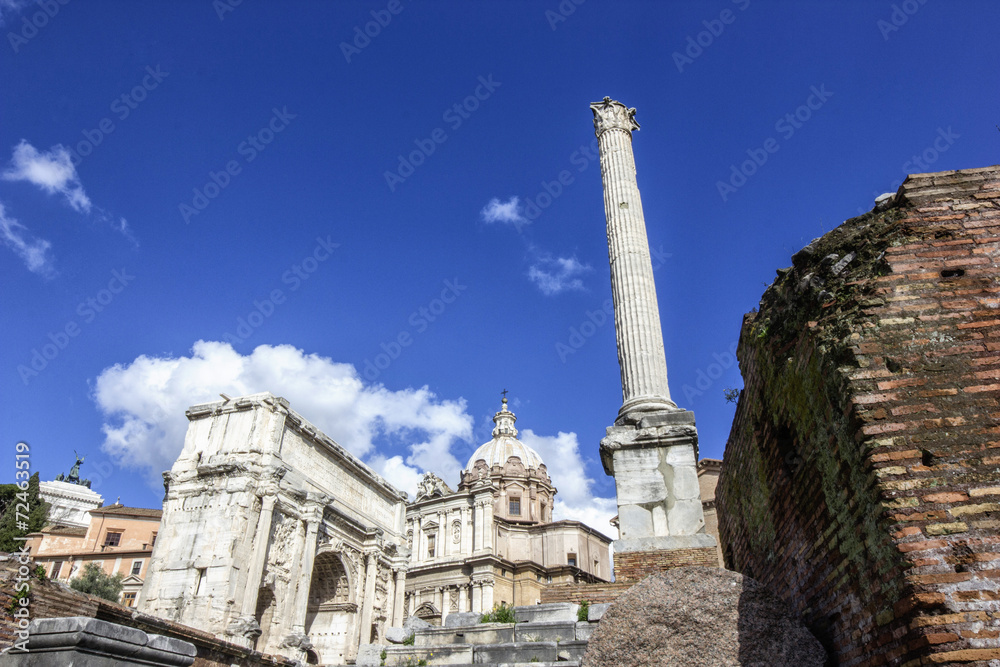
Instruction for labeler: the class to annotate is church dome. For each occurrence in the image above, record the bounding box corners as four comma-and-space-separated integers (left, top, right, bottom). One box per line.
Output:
465, 398, 545, 471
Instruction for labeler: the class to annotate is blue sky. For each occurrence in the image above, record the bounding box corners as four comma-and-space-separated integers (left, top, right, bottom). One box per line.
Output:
2, 1, 997, 530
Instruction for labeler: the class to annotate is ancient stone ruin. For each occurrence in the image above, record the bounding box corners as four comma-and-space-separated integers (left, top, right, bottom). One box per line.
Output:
7, 93, 1000, 667
718, 165, 1000, 665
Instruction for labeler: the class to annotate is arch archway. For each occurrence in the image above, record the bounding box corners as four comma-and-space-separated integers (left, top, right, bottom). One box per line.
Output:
414, 601, 441, 626
305, 551, 356, 664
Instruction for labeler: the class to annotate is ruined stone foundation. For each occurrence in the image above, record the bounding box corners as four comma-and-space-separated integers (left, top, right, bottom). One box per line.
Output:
718, 165, 1000, 666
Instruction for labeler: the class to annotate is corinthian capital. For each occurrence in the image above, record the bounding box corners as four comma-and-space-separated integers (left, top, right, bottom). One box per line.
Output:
590, 97, 640, 137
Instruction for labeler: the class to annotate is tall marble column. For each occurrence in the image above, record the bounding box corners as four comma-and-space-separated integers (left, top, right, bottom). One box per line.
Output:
591, 96, 676, 421
590, 97, 716, 579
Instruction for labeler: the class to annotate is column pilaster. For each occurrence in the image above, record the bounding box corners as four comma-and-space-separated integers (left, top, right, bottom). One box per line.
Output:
392, 567, 407, 626
358, 550, 379, 646
228, 477, 280, 647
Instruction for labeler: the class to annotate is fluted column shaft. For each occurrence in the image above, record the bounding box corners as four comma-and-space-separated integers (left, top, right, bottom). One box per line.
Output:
592, 98, 675, 419
392, 568, 406, 625
289, 510, 322, 633
240, 492, 277, 619
358, 551, 379, 646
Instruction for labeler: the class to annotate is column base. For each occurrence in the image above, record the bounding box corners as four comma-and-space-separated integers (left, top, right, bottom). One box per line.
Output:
614, 536, 719, 581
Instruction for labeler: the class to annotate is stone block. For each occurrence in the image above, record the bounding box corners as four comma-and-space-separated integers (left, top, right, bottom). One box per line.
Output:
472, 640, 558, 663
514, 620, 576, 643
557, 639, 589, 661
588, 603, 611, 621
454, 623, 514, 645
583, 568, 827, 666
4, 616, 196, 667
382, 644, 473, 665
444, 610, 482, 627
576, 620, 596, 641
514, 602, 579, 624
387, 614, 431, 643
613, 534, 717, 554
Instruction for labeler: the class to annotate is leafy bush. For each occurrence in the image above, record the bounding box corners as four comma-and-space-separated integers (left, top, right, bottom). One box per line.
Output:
402, 633, 415, 645
577, 600, 590, 622
70, 563, 124, 602
480, 602, 515, 624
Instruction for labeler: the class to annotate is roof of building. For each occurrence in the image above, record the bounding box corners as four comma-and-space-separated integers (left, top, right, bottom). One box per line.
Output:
38, 524, 88, 537
465, 399, 545, 471
88, 504, 162, 519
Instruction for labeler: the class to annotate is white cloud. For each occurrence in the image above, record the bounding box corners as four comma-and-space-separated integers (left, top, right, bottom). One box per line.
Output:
519, 429, 618, 537
480, 196, 528, 228
0, 0, 30, 26
0, 201, 54, 277
92, 341, 474, 494
527, 255, 591, 295
3, 140, 92, 213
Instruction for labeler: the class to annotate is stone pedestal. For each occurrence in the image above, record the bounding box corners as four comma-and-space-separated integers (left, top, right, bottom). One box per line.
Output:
601, 410, 717, 580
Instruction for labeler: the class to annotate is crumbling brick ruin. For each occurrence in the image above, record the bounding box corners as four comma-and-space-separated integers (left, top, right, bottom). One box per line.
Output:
718, 165, 1000, 665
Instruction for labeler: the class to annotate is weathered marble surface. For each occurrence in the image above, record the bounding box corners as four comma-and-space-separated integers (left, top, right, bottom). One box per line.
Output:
138, 392, 409, 666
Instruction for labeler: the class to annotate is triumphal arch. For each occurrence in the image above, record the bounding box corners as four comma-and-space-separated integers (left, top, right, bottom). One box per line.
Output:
138, 392, 408, 664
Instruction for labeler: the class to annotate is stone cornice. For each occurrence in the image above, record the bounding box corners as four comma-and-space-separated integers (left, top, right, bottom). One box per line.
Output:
185, 392, 407, 503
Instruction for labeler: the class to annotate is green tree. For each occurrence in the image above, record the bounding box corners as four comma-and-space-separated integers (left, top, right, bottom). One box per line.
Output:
70, 563, 124, 602
0, 472, 49, 552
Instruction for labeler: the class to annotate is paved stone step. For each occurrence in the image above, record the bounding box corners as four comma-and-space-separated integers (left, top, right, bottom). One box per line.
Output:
415, 622, 514, 646
513, 602, 580, 624
344, 664, 579, 667
373, 640, 584, 665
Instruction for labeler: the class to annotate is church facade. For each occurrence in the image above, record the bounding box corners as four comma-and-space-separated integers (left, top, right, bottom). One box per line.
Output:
403, 399, 612, 623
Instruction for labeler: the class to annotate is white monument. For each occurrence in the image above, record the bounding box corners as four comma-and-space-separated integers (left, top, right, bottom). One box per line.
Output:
138, 393, 409, 665
590, 97, 717, 578
39, 454, 104, 529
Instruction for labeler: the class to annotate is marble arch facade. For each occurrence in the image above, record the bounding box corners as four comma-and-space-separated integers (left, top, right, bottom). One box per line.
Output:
138, 393, 409, 664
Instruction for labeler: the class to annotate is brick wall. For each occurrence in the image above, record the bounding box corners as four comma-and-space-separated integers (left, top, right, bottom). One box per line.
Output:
539, 582, 633, 605
613, 547, 718, 582
718, 165, 1000, 666
0, 554, 294, 667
